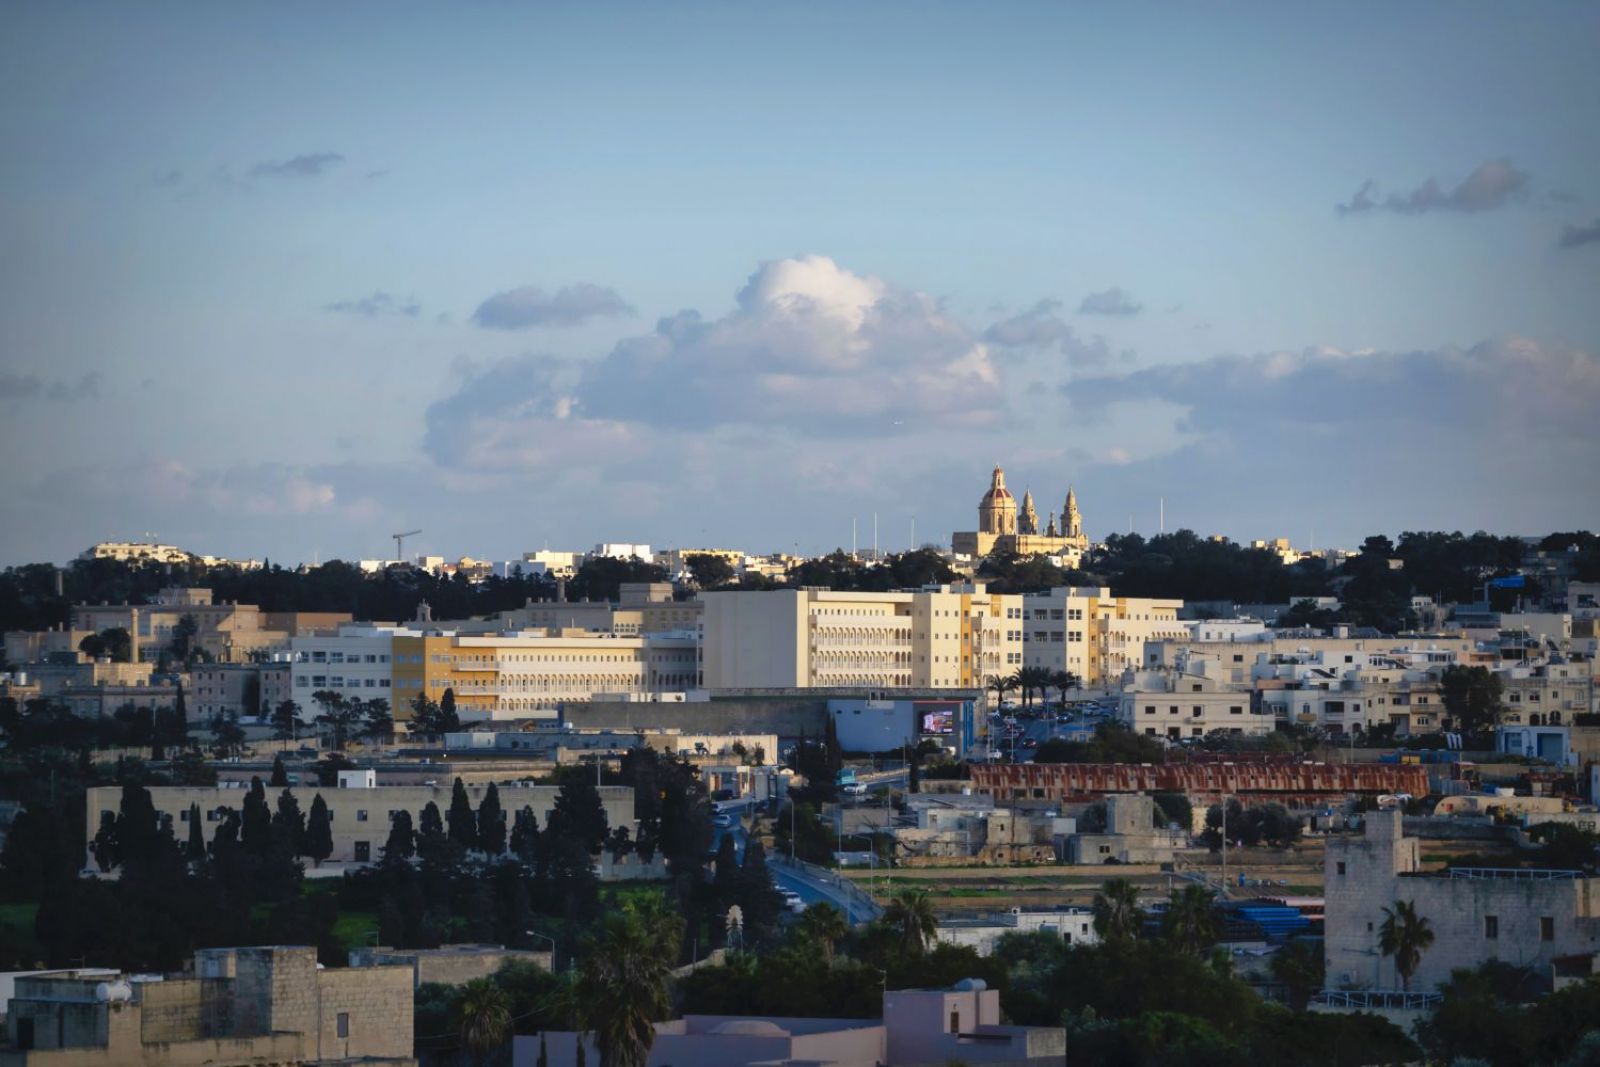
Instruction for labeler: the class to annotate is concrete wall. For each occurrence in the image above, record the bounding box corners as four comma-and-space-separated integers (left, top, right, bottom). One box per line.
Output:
567, 697, 829, 737
350, 945, 551, 989
1326, 811, 1600, 990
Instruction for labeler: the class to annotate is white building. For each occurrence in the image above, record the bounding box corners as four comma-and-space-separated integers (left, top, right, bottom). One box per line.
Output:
699, 584, 1023, 691
1118, 661, 1275, 739
935, 907, 1099, 955
288, 625, 404, 718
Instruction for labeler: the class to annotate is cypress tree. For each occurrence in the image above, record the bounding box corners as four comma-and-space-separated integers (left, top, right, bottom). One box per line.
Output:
509, 807, 540, 865
241, 777, 272, 857
185, 802, 205, 862
305, 794, 334, 867
384, 809, 416, 863
477, 782, 506, 856
270, 754, 289, 787
273, 789, 306, 855
447, 778, 477, 850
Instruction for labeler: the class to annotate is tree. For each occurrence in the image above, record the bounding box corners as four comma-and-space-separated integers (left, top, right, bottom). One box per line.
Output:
270, 700, 300, 745
169, 613, 200, 661
685, 553, 736, 589
510, 806, 540, 865
78, 627, 132, 662
210, 712, 247, 758
882, 888, 937, 956
478, 782, 506, 857
1051, 670, 1079, 707
1270, 938, 1325, 1011
440, 688, 460, 731
988, 673, 1018, 710
304, 794, 334, 867
1161, 885, 1218, 955
576, 902, 682, 1067
383, 810, 416, 863
1093, 878, 1146, 944
241, 778, 272, 856
455, 977, 512, 1060
448, 778, 478, 850
1439, 665, 1504, 736
273, 789, 306, 856
312, 690, 359, 751
1378, 899, 1434, 990
409, 692, 459, 737
362, 698, 393, 744
797, 902, 849, 964
270, 753, 289, 787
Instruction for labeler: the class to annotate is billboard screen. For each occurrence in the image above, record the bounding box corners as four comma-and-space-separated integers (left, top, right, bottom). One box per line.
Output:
920, 708, 955, 735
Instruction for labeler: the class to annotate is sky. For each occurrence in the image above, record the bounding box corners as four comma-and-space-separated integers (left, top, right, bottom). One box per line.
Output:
2, 2, 1598, 566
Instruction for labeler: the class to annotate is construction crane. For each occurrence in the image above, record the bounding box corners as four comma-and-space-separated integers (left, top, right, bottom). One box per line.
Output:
392, 529, 422, 561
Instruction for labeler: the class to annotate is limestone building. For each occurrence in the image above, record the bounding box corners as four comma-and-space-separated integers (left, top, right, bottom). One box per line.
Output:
1021, 586, 1186, 687
1324, 811, 1600, 992
0, 945, 414, 1065
699, 584, 1023, 690
952, 467, 1089, 559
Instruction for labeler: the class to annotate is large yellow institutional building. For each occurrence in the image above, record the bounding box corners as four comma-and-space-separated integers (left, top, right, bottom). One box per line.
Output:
952, 467, 1089, 558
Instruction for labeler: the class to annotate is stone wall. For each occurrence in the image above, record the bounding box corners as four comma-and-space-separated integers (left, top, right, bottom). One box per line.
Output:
314, 965, 414, 1062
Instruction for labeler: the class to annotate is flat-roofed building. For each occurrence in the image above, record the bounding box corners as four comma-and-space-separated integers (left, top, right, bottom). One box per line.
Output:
1022, 586, 1185, 687
699, 584, 1022, 692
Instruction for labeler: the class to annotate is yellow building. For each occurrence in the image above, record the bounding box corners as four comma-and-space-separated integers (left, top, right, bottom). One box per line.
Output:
952, 467, 1089, 559
700, 583, 1024, 690
1021, 586, 1186, 688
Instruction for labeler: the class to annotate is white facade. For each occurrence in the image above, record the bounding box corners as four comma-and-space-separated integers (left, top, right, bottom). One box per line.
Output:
935, 908, 1099, 955
699, 585, 1023, 691
289, 626, 405, 719
1118, 666, 1274, 739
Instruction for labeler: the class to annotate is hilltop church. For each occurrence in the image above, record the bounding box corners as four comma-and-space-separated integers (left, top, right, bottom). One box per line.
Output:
951, 467, 1089, 559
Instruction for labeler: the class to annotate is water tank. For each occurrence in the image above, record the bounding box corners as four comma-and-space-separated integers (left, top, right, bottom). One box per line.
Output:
95, 982, 133, 1003
952, 978, 988, 992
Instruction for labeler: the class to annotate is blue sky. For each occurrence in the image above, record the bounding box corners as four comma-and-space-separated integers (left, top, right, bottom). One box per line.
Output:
2, 2, 1597, 565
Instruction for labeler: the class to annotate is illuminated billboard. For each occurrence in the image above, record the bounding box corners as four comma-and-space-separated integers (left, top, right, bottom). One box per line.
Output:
920, 708, 955, 735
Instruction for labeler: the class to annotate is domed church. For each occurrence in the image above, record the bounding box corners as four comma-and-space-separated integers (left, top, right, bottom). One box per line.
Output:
952, 466, 1088, 558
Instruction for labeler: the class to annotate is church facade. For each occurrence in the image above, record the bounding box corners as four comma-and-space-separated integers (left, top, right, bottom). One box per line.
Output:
952, 467, 1089, 558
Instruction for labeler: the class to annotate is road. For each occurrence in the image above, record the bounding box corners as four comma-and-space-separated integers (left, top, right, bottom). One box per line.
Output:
768, 855, 882, 925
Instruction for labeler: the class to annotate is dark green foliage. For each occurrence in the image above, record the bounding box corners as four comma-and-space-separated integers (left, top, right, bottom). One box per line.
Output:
447, 778, 478, 850
269, 754, 289, 787
304, 794, 333, 866
1034, 722, 1167, 764
1439, 664, 1506, 736
383, 809, 416, 863
1418, 965, 1600, 1067
477, 782, 506, 857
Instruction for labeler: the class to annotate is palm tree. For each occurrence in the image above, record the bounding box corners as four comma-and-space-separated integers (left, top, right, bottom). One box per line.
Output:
1270, 938, 1325, 1011
1050, 670, 1079, 708
455, 977, 512, 1061
1004, 670, 1028, 710
1378, 899, 1434, 990
882, 887, 938, 955
987, 673, 1017, 711
1161, 884, 1218, 955
1092, 878, 1145, 943
1018, 667, 1053, 710
798, 902, 849, 964
576, 901, 683, 1067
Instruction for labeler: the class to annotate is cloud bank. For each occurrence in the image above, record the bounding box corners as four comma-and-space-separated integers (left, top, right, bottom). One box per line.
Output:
323, 292, 421, 318
472, 283, 633, 329
1337, 158, 1529, 216
1559, 218, 1600, 249
1078, 287, 1143, 316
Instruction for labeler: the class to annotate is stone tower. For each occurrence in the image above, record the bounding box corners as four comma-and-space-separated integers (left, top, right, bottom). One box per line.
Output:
1061, 487, 1083, 540
1019, 490, 1039, 535
978, 467, 1018, 536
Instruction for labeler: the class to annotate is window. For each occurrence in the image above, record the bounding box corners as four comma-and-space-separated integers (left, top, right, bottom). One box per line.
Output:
1541, 916, 1554, 941
356, 810, 369, 822
1336, 862, 1346, 876
1485, 915, 1498, 939
337, 1012, 349, 1038
950, 1009, 960, 1033
354, 841, 370, 862
1229, 705, 1243, 715
1145, 705, 1156, 715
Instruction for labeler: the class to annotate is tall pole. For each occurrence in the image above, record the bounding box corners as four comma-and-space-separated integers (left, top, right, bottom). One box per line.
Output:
1220, 792, 1228, 896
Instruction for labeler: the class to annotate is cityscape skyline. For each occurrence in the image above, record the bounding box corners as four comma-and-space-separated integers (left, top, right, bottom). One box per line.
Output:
2, 3, 1598, 565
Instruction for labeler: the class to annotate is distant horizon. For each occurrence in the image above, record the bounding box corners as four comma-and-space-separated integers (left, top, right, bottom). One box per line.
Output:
26, 521, 1594, 573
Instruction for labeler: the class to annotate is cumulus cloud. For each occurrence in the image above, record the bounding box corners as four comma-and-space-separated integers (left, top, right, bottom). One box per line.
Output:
1070, 337, 1599, 442
984, 300, 1127, 369
1336, 159, 1529, 216
471, 283, 633, 329
576, 255, 1004, 433
249, 152, 345, 179
322, 291, 421, 318
0, 371, 101, 402
1078, 287, 1143, 316
1558, 218, 1600, 249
